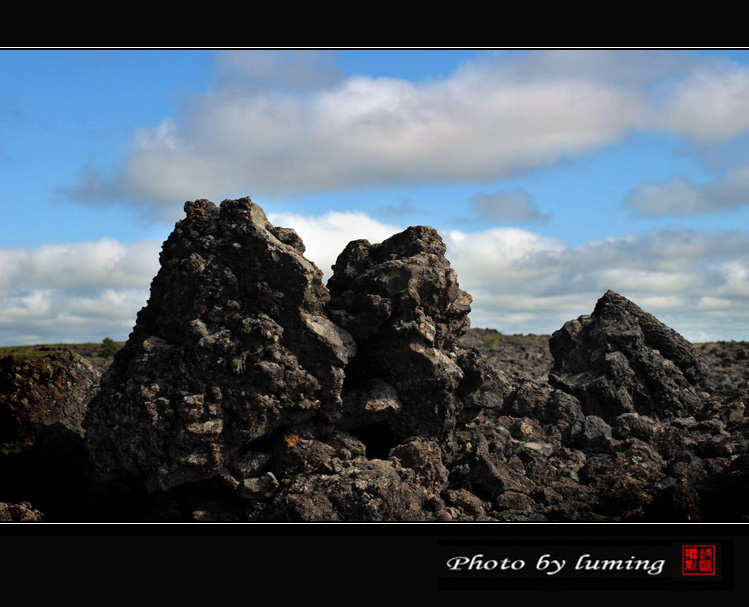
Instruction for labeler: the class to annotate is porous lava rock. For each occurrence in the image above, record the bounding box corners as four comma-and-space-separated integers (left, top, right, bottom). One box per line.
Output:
0, 501, 43, 522
0, 352, 101, 454
549, 290, 708, 421
327, 226, 474, 440
85, 197, 355, 493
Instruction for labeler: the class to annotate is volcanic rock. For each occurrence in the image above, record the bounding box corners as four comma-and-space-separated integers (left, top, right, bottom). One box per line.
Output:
0, 352, 101, 521
85, 197, 355, 493
549, 290, 708, 421
267, 457, 440, 522
0, 501, 43, 522
0, 352, 101, 454
327, 226, 474, 440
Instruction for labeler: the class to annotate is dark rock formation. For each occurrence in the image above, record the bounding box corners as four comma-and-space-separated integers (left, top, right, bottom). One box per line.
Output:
0, 352, 101, 454
327, 226, 473, 441
696, 341, 749, 399
549, 290, 707, 421
263, 435, 449, 522
0, 353, 100, 522
85, 198, 355, 493
436, 291, 749, 522
80, 199, 501, 520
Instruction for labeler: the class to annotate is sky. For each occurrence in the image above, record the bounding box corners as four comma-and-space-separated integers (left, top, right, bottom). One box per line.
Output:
1, 48, 749, 345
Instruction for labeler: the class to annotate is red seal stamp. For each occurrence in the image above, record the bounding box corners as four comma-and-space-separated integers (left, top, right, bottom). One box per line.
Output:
682, 545, 716, 576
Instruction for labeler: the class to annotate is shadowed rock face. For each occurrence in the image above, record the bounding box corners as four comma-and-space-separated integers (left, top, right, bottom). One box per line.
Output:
0, 352, 101, 454
549, 290, 708, 421
85, 198, 355, 493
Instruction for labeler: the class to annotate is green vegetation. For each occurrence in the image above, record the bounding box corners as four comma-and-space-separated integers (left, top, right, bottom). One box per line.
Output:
482, 333, 503, 349
101, 337, 119, 357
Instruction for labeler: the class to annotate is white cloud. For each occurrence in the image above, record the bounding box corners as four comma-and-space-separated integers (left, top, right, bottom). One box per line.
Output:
717, 260, 749, 297
64, 50, 657, 211
443, 227, 568, 285
470, 189, 548, 223
65, 49, 749, 216
59, 50, 749, 220
698, 296, 734, 310
0, 287, 149, 345
0, 239, 160, 345
657, 65, 749, 142
3, 215, 749, 345
625, 177, 709, 216
0, 238, 160, 291
625, 164, 749, 216
215, 49, 341, 91
267, 210, 401, 279
594, 268, 702, 293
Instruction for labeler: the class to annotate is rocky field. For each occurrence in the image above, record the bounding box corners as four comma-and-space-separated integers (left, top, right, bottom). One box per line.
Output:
459, 329, 749, 404
2, 197, 748, 522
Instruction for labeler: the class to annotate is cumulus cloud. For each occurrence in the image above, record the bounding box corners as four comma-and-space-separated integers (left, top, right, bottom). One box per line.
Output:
58, 50, 749, 218
4, 215, 749, 345
0, 238, 160, 291
267, 210, 401, 278
489, 49, 700, 88
65, 49, 749, 216
215, 49, 341, 91
625, 164, 749, 216
657, 64, 749, 142
0, 239, 160, 345
470, 189, 549, 223
441, 227, 749, 341
64, 50, 662, 211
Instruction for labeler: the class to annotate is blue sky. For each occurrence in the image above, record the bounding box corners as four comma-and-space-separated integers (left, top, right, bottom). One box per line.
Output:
2, 49, 749, 344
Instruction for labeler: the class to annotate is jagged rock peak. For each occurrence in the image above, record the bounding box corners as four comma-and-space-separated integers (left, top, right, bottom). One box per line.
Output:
549, 290, 707, 421
85, 196, 355, 493
327, 225, 472, 349
592, 290, 706, 383
326, 224, 475, 440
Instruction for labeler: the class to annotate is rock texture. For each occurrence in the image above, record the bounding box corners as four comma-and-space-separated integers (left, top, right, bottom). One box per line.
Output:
327, 226, 473, 440
549, 290, 707, 421
2, 196, 748, 522
459, 330, 551, 383
85, 198, 354, 493
0, 501, 43, 522
0, 352, 101, 454
696, 341, 749, 399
